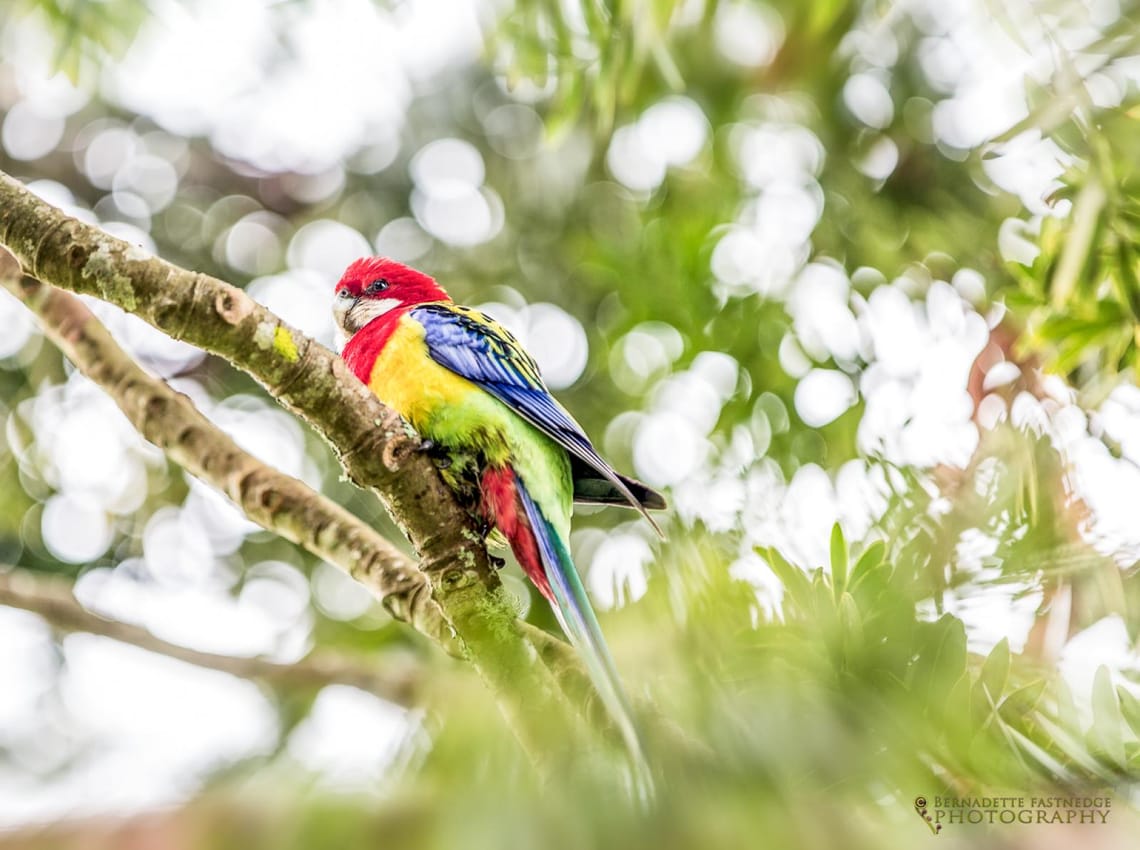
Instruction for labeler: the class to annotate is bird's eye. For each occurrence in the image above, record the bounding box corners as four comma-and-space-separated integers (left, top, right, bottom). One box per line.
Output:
336, 289, 351, 299
366, 278, 389, 294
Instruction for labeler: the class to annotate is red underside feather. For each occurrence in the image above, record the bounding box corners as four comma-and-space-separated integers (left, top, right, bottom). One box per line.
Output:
480, 466, 553, 601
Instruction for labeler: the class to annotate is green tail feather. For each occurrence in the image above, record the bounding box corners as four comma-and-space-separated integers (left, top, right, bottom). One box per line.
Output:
515, 478, 652, 791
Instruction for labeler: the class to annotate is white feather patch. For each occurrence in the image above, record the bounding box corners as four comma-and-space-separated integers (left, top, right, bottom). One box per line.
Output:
345, 297, 402, 332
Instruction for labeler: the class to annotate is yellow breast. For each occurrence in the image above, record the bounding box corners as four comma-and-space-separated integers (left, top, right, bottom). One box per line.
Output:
367, 317, 472, 428
365, 313, 572, 532
366, 314, 558, 474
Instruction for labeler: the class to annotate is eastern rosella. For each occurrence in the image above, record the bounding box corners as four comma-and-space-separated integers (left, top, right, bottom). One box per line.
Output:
332, 257, 665, 765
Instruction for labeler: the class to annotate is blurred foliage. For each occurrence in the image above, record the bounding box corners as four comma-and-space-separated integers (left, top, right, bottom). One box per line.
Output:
2, 0, 1140, 848
1008, 102, 1140, 389
993, 12, 1140, 392
3, 0, 149, 79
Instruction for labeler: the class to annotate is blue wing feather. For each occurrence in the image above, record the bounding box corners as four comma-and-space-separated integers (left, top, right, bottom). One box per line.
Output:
412, 303, 659, 530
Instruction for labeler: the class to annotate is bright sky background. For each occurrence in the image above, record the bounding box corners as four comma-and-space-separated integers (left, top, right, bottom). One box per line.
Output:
1, 0, 1139, 828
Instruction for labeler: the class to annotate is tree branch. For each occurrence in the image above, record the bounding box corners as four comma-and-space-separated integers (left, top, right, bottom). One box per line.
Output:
0, 175, 581, 763
0, 567, 421, 706
0, 173, 497, 622
0, 250, 454, 649
0, 252, 588, 689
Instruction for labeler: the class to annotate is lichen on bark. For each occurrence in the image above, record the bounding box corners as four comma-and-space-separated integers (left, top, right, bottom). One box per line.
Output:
0, 171, 584, 764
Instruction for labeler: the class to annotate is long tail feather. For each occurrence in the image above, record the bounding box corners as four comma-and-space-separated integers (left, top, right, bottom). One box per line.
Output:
514, 478, 651, 785
570, 458, 668, 512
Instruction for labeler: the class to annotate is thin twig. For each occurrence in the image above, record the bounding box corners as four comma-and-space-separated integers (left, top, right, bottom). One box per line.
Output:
0, 181, 586, 765
0, 252, 455, 654
0, 567, 421, 706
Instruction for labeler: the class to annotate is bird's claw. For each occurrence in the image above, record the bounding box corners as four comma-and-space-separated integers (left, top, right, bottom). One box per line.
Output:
414, 438, 452, 468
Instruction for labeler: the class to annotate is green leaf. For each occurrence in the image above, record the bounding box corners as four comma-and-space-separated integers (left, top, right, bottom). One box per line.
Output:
847, 540, 886, 591
978, 638, 1011, 703
1092, 665, 1126, 765
941, 672, 973, 736
829, 523, 848, 598
1034, 714, 1117, 780
1006, 726, 1072, 781
912, 615, 968, 706
837, 591, 863, 647
1116, 686, 1140, 739
1000, 679, 1047, 720
760, 547, 811, 614
810, 570, 835, 618
1054, 676, 1080, 731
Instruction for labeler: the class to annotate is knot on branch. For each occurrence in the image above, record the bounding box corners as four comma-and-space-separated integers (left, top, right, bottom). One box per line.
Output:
143, 395, 171, 430
369, 554, 465, 658
442, 567, 479, 591
214, 288, 253, 325
382, 433, 422, 472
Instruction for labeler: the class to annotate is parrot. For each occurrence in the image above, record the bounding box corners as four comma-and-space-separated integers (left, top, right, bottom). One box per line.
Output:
332, 256, 665, 771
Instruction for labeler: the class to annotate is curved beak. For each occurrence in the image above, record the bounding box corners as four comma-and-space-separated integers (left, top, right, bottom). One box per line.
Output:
332, 294, 359, 336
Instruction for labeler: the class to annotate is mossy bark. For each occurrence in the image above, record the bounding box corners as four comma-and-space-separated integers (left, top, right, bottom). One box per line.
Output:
0, 172, 581, 767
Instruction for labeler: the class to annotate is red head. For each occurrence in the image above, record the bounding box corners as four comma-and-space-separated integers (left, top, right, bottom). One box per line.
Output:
333, 257, 450, 336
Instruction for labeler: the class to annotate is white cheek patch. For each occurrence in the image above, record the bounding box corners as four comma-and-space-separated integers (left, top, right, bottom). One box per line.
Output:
348, 297, 402, 330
